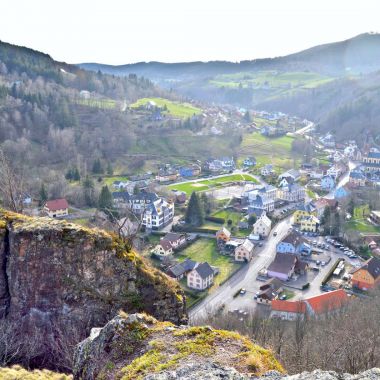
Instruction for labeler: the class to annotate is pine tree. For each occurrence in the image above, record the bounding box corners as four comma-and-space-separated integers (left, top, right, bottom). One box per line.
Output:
185, 192, 204, 226
39, 183, 48, 206
106, 162, 113, 175
92, 158, 103, 174
98, 185, 113, 212
244, 110, 251, 122
82, 176, 95, 206
73, 167, 81, 181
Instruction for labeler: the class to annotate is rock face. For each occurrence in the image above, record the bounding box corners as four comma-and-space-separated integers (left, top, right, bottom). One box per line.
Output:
0, 210, 186, 365
73, 313, 284, 380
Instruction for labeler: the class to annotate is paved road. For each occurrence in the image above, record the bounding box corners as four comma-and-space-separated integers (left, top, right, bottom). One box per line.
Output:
189, 216, 292, 322
294, 121, 314, 136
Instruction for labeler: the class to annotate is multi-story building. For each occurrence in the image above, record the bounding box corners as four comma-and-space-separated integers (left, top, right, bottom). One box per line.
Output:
362, 151, 380, 172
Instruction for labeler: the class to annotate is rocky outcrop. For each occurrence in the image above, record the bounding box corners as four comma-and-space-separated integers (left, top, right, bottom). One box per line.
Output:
144, 366, 380, 380
73, 313, 284, 380
0, 210, 186, 365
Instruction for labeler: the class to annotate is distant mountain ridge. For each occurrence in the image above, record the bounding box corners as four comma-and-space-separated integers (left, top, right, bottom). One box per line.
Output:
79, 33, 380, 79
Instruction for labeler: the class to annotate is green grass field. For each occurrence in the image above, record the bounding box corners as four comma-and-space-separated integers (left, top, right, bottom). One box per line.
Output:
344, 205, 379, 233
167, 173, 258, 195
240, 132, 298, 170
76, 98, 118, 109
102, 175, 129, 187
210, 70, 334, 91
130, 97, 202, 119
177, 238, 241, 290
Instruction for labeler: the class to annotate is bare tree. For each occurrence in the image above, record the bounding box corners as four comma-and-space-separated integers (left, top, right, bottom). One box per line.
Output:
0, 147, 24, 213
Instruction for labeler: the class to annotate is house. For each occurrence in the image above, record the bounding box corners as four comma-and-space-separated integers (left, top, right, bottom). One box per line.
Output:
179, 164, 201, 178
243, 157, 256, 167
277, 181, 305, 203
258, 184, 277, 201
326, 165, 342, 180
321, 175, 335, 191
271, 300, 306, 320
370, 211, 380, 225
161, 232, 186, 250
207, 159, 223, 172
348, 169, 366, 187
152, 240, 173, 258
44, 198, 69, 218
309, 168, 324, 180
351, 257, 380, 290
334, 186, 350, 200
276, 232, 311, 255
167, 258, 197, 280
112, 190, 159, 213
79, 90, 91, 99
267, 253, 298, 281
142, 198, 174, 230
253, 212, 272, 237
234, 239, 254, 262
362, 151, 380, 172
156, 168, 179, 183
171, 190, 187, 204
220, 157, 235, 170
256, 278, 283, 304
279, 169, 301, 182
216, 227, 231, 242
247, 193, 275, 214
271, 289, 349, 320
300, 215, 319, 232
187, 262, 214, 290
293, 203, 316, 224
313, 198, 338, 218
261, 164, 274, 176
113, 180, 129, 190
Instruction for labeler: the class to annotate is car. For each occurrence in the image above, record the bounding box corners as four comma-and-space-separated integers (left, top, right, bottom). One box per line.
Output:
279, 294, 287, 300
316, 260, 321, 265
321, 261, 326, 266
254, 295, 258, 300
312, 240, 317, 245
258, 242, 263, 247
351, 254, 358, 259
240, 288, 246, 295
273, 232, 277, 236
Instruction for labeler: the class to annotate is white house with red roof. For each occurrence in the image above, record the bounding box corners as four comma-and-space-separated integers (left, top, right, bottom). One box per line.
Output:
270, 289, 349, 320
44, 198, 69, 218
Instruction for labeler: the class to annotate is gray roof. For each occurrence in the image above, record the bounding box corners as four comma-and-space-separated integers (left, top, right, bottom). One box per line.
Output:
268, 253, 297, 274
168, 258, 197, 278
195, 262, 214, 279
355, 257, 380, 280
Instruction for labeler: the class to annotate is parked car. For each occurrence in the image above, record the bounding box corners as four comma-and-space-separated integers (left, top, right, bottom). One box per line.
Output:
240, 288, 246, 295
316, 260, 321, 265
273, 232, 277, 236
279, 294, 287, 300
321, 261, 326, 267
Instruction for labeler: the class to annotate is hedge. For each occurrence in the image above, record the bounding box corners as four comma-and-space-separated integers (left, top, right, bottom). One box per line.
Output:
172, 224, 217, 235
205, 216, 225, 224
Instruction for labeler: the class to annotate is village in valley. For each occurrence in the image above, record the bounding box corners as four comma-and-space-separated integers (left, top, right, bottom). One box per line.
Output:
27, 99, 380, 319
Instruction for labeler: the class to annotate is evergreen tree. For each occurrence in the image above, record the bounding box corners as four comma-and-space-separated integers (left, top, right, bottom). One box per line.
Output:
73, 167, 81, 181
106, 162, 113, 175
39, 183, 48, 206
92, 158, 103, 174
82, 175, 95, 206
200, 193, 211, 215
244, 110, 251, 122
185, 192, 204, 227
98, 185, 113, 212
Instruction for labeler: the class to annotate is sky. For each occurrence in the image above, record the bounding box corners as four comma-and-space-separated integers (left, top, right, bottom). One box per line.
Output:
1, 0, 380, 64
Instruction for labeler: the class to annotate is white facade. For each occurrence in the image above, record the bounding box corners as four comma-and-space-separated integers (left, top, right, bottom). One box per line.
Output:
253, 213, 272, 237
187, 268, 213, 290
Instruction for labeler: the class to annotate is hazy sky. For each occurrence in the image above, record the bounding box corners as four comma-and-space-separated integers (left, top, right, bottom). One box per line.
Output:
1, 0, 380, 64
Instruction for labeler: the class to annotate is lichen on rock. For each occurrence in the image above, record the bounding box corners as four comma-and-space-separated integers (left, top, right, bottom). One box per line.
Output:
73, 313, 284, 380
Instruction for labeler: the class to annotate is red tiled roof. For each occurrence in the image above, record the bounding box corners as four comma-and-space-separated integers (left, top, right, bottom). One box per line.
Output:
272, 289, 349, 315
45, 198, 69, 211
306, 289, 349, 314
271, 300, 306, 313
